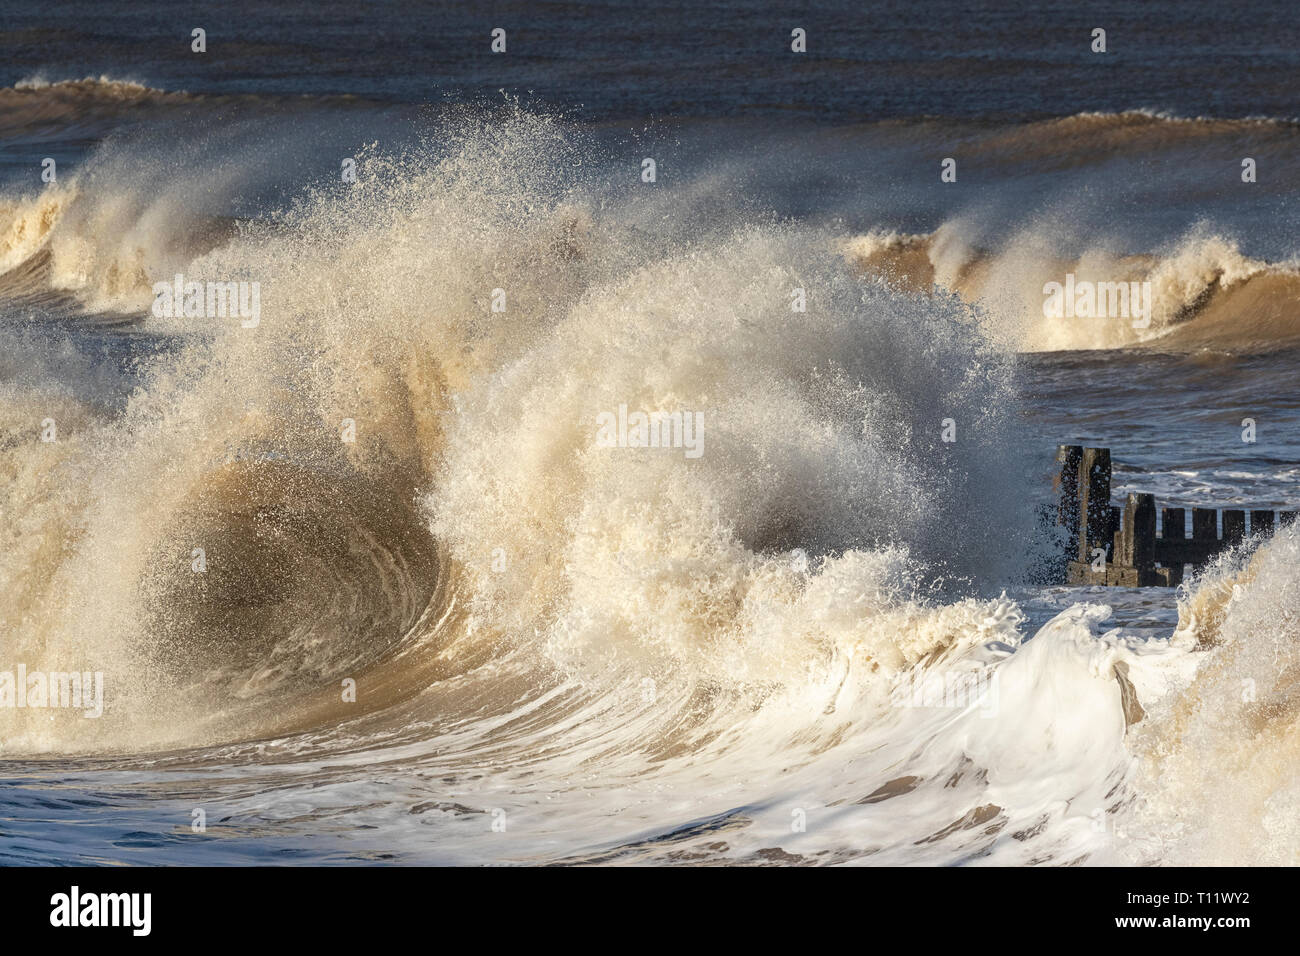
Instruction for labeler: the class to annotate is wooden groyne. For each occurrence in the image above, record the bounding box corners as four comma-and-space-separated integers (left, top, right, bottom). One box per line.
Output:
1054, 445, 1297, 587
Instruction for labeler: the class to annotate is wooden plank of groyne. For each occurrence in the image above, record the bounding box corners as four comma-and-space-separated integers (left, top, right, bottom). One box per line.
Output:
1162, 507, 1186, 541
1116, 493, 1156, 569
1222, 509, 1246, 546
1252, 510, 1275, 536
1160, 507, 1187, 586
1077, 447, 1112, 564
1192, 507, 1218, 542
1156, 506, 1224, 566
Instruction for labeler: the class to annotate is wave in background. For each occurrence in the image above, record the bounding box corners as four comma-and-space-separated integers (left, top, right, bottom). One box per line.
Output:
7, 79, 1300, 354
846, 225, 1300, 352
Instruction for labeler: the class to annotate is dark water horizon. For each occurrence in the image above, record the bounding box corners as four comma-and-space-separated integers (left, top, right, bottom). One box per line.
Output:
5, 0, 1300, 123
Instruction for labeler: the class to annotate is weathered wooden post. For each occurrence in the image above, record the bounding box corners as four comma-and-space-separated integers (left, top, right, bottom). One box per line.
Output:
1064, 446, 1111, 584
1048, 444, 1083, 584
1223, 509, 1246, 546
1117, 493, 1156, 569
1108, 492, 1164, 585
1055, 444, 1082, 534
1078, 446, 1112, 565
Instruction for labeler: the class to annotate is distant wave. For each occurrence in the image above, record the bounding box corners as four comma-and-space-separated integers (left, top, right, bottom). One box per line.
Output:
845, 227, 1300, 353
0, 76, 206, 143
11, 74, 180, 96
0, 74, 372, 141
1047, 107, 1297, 128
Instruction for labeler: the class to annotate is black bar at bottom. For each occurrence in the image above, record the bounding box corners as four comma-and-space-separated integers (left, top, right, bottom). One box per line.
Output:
0, 865, 1272, 943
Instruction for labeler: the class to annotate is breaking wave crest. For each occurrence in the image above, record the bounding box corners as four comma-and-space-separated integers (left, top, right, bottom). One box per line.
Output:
845, 226, 1300, 352
0, 110, 1035, 753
